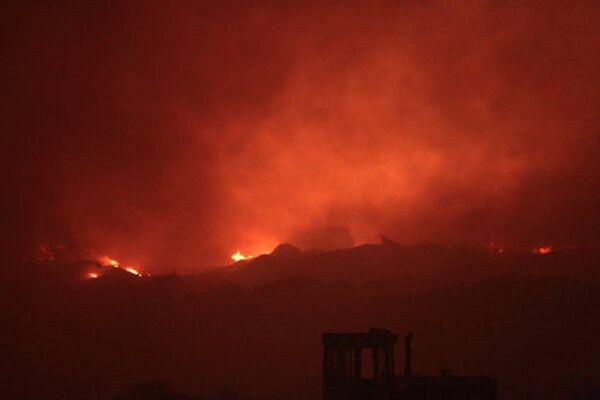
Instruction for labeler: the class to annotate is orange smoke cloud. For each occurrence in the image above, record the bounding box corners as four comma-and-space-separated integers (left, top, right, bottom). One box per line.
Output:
3, 1, 600, 269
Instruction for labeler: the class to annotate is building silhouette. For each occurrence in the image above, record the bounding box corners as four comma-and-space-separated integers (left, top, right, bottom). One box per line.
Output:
322, 328, 496, 400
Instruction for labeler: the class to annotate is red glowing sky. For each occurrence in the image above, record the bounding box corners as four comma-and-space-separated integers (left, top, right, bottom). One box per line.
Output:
2, 1, 599, 268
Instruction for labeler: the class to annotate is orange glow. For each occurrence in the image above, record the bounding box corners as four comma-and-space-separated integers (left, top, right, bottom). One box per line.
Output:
88, 272, 99, 279
98, 256, 120, 268
97, 255, 145, 276
231, 250, 253, 262
125, 267, 140, 276
534, 246, 552, 255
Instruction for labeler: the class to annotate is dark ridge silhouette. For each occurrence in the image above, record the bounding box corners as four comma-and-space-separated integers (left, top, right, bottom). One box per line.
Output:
224, 240, 600, 289
379, 235, 405, 249
1, 244, 599, 399
289, 227, 355, 251
270, 243, 303, 258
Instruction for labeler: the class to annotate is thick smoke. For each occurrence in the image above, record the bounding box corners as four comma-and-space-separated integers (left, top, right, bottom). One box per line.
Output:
2, 1, 599, 268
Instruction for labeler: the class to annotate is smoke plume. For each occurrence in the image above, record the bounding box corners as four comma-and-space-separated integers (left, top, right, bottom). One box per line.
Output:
2, 1, 599, 268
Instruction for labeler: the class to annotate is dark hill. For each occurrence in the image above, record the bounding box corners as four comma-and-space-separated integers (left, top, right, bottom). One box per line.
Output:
1, 244, 599, 399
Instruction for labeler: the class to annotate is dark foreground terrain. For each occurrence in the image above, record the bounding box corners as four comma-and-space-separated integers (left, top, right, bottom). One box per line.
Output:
2, 241, 599, 399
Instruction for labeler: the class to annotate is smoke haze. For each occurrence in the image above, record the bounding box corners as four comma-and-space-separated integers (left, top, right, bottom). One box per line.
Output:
2, 1, 600, 269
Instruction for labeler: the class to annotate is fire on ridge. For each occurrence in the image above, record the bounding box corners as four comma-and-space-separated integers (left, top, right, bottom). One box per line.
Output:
91, 255, 147, 279
231, 250, 253, 262
533, 246, 552, 255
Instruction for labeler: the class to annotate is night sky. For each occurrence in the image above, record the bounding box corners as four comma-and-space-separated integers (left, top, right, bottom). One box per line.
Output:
3, 1, 599, 269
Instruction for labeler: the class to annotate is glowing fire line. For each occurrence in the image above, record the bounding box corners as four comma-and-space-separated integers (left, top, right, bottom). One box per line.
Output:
125, 267, 140, 276
92, 255, 145, 278
231, 250, 253, 262
534, 246, 552, 255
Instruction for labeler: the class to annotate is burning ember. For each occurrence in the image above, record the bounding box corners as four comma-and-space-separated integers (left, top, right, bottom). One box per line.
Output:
97, 256, 120, 268
533, 246, 552, 255
94, 255, 145, 278
125, 267, 140, 276
231, 250, 253, 262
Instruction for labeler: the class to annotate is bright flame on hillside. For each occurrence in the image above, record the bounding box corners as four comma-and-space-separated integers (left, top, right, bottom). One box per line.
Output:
125, 267, 141, 276
534, 246, 552, 255
231, 250, 253, 262
88, 272, 99, 279
95, 255, 146, 277
98, 256, 120, 268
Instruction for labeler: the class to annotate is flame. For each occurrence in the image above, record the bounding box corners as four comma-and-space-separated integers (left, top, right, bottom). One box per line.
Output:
98, 256, 120, 268
125, 267, 140, 276
534, 246, 552, 255
88, 272, 99, 279
231, 250, 253, 262
97, 255, 145, 276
